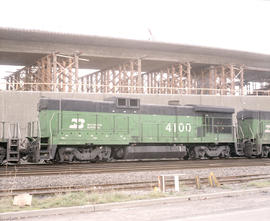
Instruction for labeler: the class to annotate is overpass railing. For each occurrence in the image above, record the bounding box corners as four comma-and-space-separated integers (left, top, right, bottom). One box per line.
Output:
1, 82, 269, 96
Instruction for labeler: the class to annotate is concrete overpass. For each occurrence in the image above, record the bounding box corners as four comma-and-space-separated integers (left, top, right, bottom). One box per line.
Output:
0, 27, 270, 70
1, 27, 270, 95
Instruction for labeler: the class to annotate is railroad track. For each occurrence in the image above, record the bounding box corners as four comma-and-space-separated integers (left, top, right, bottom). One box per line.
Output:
1, 158, 270, 177
1, 174, 270, 197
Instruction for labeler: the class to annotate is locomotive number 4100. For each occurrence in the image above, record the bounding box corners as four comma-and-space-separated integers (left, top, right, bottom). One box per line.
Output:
165, 123, 192, 133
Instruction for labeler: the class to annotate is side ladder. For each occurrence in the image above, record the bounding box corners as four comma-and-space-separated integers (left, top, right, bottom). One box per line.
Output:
7, 138, 20, 162
6, 123, 21, 163
28, 122, 50, 161
40, 137, 50, 160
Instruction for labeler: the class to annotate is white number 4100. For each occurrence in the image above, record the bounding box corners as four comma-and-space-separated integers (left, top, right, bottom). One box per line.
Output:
165, 123, 191, 133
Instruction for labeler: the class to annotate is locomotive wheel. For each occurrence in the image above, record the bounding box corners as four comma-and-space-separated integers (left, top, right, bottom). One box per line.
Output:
183, 154, 189, 160
113, 147, 126, 159
0, 147, 6, 164
26, 139, 40, 163
100, 146, 112, 161
90, 157, 98, 163
54, 150, 61, 163
189, 150, 197, 160
243, 142, 254, 158
220, 147, 230, 159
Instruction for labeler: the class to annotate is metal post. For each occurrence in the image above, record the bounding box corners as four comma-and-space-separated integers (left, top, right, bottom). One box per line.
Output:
162, 176, 165, 192
174, 175, 179, 192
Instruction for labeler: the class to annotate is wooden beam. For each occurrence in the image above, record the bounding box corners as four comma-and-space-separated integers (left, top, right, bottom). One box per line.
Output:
179, 64, 183, 94
137, 59, 142, 93
240, 66, 244, 95
74, 54, 79, 92
187, 63, 191, 94
230, 65, 235, 95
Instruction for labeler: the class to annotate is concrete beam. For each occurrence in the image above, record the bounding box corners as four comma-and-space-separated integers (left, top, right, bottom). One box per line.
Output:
1, 28, 270, 71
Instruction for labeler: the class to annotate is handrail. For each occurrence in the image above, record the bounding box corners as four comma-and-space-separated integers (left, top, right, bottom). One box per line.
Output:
0, 122, 20, 140
49, 112, 57, 146
1, 82, 270, 96
238, 125, 244, 138
248, 125, 255, 140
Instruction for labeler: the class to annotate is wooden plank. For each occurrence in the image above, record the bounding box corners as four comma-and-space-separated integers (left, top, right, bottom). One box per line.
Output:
240, 66, 244, 95
74, 54, 79, 92
230, 65, 235, 95
179, 64, 183, 94
130, 61, 134, 94
52, 53, 57, 92
137, 59, 142, 93
187, 63, 191, 94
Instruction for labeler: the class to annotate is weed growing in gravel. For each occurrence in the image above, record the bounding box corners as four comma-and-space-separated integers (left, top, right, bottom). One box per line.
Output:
246, 179, 270, 188
219, 185, 233, 190
0, 197, 14, 213
0, 190, 170, 213
32, 192, 89, 208
5, 179, 268, 214
0, 197, 34, 213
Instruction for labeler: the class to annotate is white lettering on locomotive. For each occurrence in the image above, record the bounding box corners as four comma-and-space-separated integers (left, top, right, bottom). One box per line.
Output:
165, 123, 192, 133
87, 124, 102, 129
69, 118, 85, 129
265, 125, 270, 133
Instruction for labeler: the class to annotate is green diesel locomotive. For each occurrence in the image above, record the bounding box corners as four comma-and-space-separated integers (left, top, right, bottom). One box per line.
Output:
237, 110, 270, 158
25, 97, 236, 163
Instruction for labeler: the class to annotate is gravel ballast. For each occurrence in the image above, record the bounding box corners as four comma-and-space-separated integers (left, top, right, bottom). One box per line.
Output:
1, 165, 270, 190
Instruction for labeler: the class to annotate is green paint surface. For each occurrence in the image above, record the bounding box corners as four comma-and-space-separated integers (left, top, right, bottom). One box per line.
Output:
39, 110, 234, 146
238, 118, 270, 145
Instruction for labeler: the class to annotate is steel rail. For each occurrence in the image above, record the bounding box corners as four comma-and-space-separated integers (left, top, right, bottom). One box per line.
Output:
1, 159, 270, 177
1, 174, 270, 197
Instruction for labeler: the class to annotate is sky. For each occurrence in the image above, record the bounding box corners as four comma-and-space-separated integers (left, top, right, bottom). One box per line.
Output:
0, 0, 270, 82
